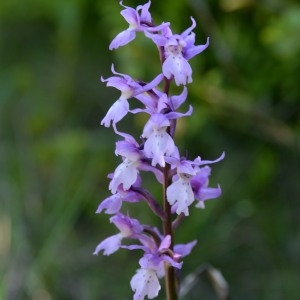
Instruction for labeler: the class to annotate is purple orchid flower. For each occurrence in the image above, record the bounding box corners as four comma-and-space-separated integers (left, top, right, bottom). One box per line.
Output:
166, 153, 225, 215
95, 3, 226, 299
142, 107, 194, 167
96, 183, 143, 214
109, 133, 142, 194
145, 17, 209, 85
133, 89, 192, 167
142, 113, 176, 167
101, 65, 163, 127
109, 127, 164, 193
93, 213, 144, 256
130, 235, 182, 300
109, 1, 170, 50
133, 86, 189, 115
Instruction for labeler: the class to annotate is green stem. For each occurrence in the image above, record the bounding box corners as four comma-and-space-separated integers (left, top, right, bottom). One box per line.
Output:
160, 47, 177, 299
163, 163, 178, 300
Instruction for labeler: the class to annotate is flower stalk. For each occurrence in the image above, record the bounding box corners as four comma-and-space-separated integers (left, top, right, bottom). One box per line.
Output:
163, 162, 178, 300
94, 1, 224, 299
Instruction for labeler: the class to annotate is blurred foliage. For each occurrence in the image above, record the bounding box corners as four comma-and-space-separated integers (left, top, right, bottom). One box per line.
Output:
0, 0, 299, 299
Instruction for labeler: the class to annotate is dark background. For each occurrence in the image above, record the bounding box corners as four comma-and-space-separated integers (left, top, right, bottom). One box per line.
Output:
1, 0, 299, 299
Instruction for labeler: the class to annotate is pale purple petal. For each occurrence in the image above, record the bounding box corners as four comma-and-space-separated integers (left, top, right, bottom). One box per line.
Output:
115, 140, 140, 160
130, 269, 161, 300
195, 185, 222, 207
185, 37, 210, 60
96, 194, 122, 214
174, 240, 197, 257
144, 31, 168, 46
169, 87, 187, 110
109, 29, 136, 50
162, 54, 192, 86
145, 22, 171, 32
93, 233, 122, 256
144, 130, 175, 167
101, 98, 129, 127
111, 213, 144, 236
113, 124, 140, 147
138, 1, 151, 22
166, 105, 193, 120
160, 254, 182, 269
198, 152, 225, 166
109, 159, 139, 193
120, 7, 139, 25
180, 17, 196, 38
183, 32, 196, 51
140, 73, 164, 93
191, 165, 211, 189
101, 76, 133, 93
158, 235, 171, 251
167, 177, 194, 216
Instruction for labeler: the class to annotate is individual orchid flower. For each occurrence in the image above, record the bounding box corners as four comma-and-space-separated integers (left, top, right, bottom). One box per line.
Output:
133, 86, 189, 115
137, 90, 192, 167
142, 113, 176, 167
109, 1, 170, 50
166, 153, 224, 215
101, 65, 163, 127
109, 135, 142, 193
96, 184, 143, 214
166, 156, 201, 215
129, 235, 182, 300
145, 17, 209, 85
93, 213, 144, 256
109, 127, 164, 193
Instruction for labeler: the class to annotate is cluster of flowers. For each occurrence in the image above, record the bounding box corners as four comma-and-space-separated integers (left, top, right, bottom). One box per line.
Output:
94, 1, 224, 299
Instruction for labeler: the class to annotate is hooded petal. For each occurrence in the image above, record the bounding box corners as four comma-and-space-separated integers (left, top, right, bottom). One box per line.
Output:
120, 6, 139, 26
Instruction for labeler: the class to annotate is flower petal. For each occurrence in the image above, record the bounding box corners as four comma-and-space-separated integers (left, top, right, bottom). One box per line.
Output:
130, 269, 161, 300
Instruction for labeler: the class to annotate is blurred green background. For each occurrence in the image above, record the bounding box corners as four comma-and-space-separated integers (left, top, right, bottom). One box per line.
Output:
1, 0, 299, 299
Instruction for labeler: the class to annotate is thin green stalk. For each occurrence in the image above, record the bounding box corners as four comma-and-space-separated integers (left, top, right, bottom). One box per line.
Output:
160, 50, 178, 299
163, 163, 178, 300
